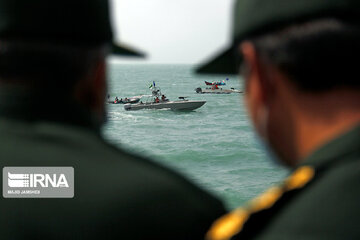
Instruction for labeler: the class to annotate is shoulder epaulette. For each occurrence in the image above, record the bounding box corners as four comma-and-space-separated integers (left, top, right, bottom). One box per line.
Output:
206, 166, 315, 240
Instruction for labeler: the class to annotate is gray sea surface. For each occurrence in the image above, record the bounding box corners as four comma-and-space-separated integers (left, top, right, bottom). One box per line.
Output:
103, 63, 288, 209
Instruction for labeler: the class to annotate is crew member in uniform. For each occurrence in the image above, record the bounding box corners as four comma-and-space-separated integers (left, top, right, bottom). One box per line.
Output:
0, 0, 226, 239
197, 0, 360, 239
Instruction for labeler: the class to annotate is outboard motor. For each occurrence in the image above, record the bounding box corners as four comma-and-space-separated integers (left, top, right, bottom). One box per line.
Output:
195, 87, 202, 93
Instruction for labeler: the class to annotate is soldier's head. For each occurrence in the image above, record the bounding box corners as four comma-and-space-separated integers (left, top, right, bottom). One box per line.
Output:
198, 0, 360, 166
0, 0, 143, 122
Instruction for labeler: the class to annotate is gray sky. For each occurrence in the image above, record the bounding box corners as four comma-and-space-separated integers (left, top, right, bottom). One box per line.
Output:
110, 0, 234, 64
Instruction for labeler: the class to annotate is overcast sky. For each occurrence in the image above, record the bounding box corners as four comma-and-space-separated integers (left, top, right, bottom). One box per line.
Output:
110, 0, 234, 64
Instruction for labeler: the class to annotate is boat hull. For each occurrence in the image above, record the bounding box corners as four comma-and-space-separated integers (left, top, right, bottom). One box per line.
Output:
124, 100, 206, 111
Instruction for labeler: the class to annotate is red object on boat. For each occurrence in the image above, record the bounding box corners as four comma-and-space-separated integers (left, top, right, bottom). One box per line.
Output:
205, 81, 213, 85
205, 81, 226, 86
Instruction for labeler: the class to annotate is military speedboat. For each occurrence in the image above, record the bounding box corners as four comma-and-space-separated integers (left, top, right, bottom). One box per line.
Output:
124, 86, 206, 111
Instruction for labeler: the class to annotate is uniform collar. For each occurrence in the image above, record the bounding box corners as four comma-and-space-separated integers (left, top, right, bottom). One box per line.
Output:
300, 124, 360, 169
0, 86, 101, 133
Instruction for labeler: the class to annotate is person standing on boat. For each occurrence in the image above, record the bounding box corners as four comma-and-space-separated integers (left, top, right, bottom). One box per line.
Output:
197, 0, 360, 239
0, 0, 226, 239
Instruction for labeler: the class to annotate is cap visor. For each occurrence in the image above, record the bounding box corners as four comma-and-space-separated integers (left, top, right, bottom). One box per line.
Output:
111, 43, 146, 57
196, 47, 239, 74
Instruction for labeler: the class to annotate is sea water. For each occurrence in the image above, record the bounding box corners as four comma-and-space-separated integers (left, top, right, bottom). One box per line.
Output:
103, 63, 288, 210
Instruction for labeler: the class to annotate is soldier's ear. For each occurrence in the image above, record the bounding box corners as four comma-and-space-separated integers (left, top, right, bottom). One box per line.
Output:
73, 56, 106, 121
240, 42, 276, 105
240, 42, 266, 106
91, 58, 107, 118
240, 42, 273, 138
93, 58, 106, 98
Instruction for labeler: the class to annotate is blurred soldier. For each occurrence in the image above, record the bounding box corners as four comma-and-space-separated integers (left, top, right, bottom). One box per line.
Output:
198, 0, 360, 239
0, 0, 225, 239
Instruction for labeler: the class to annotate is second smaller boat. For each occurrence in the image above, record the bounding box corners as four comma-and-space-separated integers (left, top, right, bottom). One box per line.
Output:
195, 87, 242, 94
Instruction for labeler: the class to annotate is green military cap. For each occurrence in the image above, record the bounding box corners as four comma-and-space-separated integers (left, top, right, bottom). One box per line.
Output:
197, 0, 360, 74
0, 0, 145, 57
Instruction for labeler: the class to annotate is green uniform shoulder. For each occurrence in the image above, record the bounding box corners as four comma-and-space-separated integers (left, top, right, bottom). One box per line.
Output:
206, 125, 360, 240
206, 166, 315, 240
